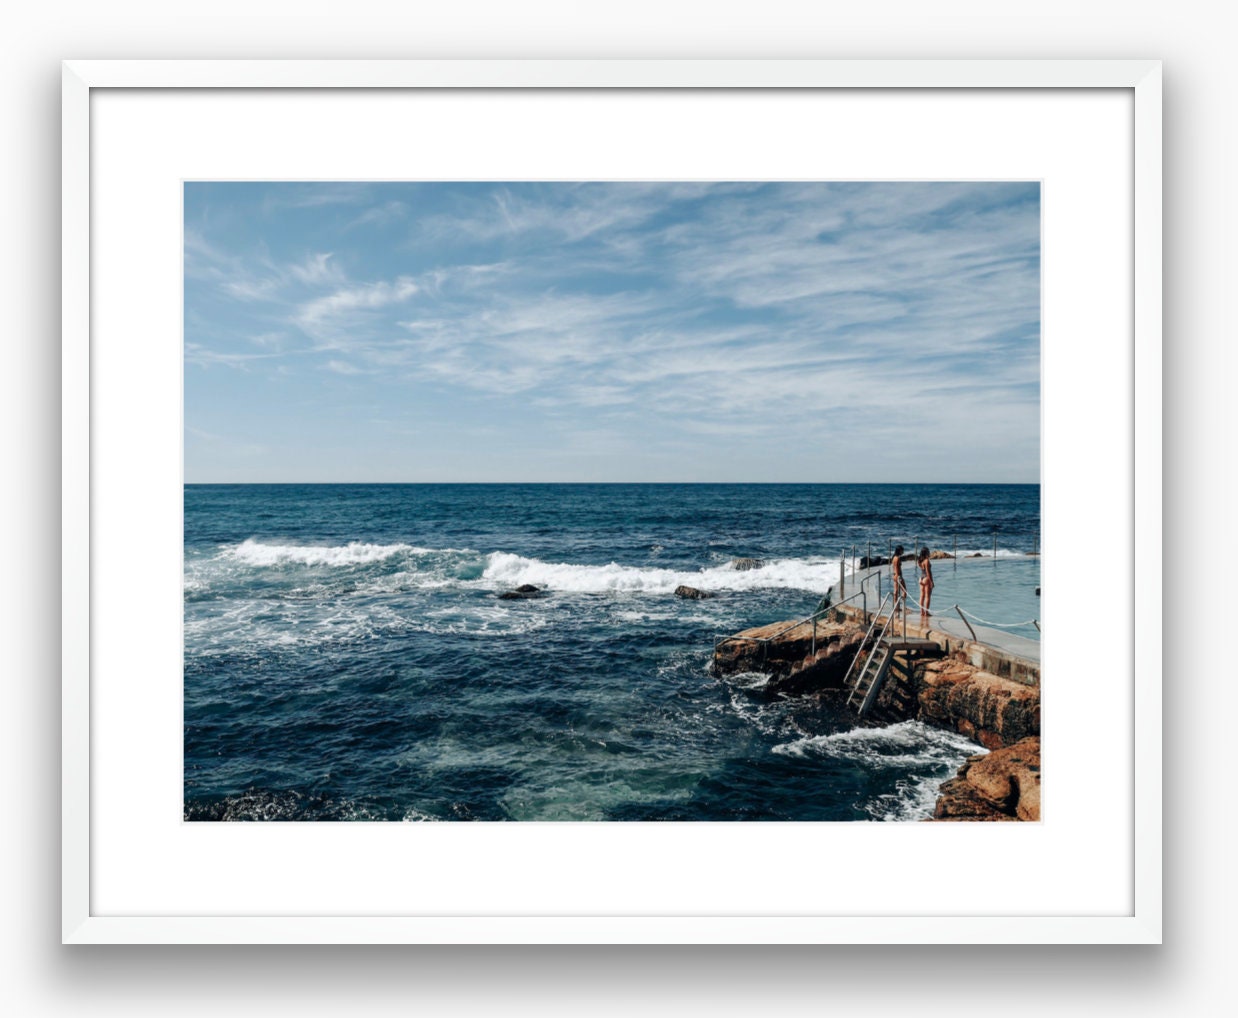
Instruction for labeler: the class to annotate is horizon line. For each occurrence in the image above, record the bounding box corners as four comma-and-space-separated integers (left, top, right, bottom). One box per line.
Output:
183, 479, 1042, 486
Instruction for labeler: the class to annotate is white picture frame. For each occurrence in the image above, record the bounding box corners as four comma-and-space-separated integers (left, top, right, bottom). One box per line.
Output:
62, 59, 1161, 944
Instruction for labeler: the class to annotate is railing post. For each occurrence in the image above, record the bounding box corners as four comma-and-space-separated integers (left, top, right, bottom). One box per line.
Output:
954, 605, 977, 642
839, 549, 845, 599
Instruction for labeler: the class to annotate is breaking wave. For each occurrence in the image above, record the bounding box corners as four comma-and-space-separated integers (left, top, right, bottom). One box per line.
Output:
188, 541, 840, 597
229, 538, 445, 567
773, 720, 985, 821
481, 551, 838, 594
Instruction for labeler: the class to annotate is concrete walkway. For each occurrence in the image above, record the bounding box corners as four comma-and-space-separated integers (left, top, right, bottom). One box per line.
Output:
906, 611, 1040, 664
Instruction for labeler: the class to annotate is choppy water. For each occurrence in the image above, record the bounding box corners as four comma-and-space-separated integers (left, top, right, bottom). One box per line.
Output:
184, 483, 1039, 820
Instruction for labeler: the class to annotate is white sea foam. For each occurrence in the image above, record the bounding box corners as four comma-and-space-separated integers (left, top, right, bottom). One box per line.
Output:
228, 538, 425, 567
410, 605, 551, 637
863, 775, 955, 822
400, 808, 440, 822
773, 719, 981, 764
773, 720, 985, 822
198, 542, 843, 597
482, 551, 838, 595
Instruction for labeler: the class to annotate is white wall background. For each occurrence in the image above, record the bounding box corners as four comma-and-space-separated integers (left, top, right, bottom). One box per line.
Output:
2, 2, 1225, 1014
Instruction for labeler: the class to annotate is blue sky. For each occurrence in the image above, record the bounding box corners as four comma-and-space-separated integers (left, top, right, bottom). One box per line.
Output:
184, 181, 1040, 483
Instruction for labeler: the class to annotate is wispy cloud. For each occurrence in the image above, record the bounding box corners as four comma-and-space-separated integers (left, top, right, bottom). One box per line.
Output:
185, 181, 1040, 481
287, 252, 344, 286
346, 200, 409, 231
261, 183, 374, 211
295, 277, 419, 345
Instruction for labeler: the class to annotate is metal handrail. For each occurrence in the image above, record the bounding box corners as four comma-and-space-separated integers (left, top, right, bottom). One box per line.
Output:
840, 591, 894, 692
712, 585, 870, 666
845, 594, 902, 709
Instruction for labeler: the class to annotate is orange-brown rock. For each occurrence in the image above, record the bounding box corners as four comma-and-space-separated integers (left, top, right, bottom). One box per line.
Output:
931, 737, 1040, 821
766, 631, 869, 696
713, 617, 862, 679
917, 659, 1039, 749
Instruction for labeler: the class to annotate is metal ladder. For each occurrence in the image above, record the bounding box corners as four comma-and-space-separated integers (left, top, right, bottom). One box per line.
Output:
843, 592, 898, 719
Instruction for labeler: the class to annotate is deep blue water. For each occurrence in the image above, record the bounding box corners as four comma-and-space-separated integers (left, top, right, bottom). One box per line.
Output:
184, 483, 1039, 821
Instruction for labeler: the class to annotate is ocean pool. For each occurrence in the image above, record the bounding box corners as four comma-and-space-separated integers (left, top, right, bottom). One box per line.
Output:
843, 553, 1041, 651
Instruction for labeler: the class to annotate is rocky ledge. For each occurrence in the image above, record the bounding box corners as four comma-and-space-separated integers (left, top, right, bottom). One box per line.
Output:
914, 658, 1040, 750
713, 615, 867, 697
932, 736, 1041, 821
714, 610, 1041, 819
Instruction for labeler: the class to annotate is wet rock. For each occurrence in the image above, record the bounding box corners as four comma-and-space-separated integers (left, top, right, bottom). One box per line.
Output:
917, 660, 1040, 748
731, 557, 764, 571
713, 616, 864, 685
498, 584, 544, 600
674, 585, 712, 599
930, 772, 1018, 821
764, 630, 867, 696
931, 737, 1040, 821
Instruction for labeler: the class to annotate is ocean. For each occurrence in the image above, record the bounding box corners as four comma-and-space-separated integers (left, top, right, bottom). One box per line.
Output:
184, 483, 1040, 821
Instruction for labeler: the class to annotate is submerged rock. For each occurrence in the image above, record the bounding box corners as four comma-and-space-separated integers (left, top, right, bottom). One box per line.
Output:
498, 584, 544, 600
674, 585, 712, 600
731, 557, 764, 571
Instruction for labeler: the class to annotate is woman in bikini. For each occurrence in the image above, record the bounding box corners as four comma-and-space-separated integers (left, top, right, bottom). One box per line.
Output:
917, 546, 934, 618
891, 545, 907, 614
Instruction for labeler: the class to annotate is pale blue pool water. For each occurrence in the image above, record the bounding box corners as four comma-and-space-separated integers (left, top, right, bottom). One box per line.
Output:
842, 553, 1041, 656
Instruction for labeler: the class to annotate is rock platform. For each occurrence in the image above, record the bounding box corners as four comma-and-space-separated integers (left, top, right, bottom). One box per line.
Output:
713, 605, 1041, 820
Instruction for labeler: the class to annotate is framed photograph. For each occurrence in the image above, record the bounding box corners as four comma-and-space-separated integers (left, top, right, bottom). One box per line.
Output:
63, 59, 1161, 943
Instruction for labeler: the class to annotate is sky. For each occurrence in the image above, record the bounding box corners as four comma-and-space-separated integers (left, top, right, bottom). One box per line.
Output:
184, 181, 1040, 483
